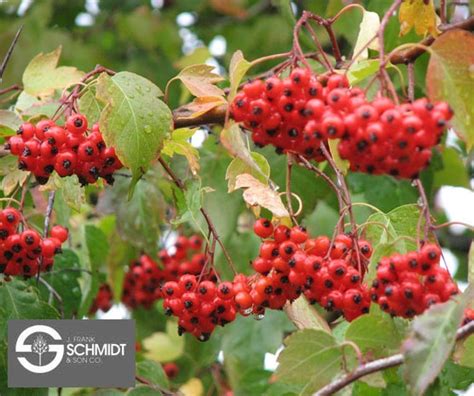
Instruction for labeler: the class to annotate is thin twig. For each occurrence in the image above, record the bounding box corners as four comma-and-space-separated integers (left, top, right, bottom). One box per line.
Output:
0, 84, 22, 97
407, 62, 415, 102
36, 191, 56, 284
158, 157, 236, 274
440, 0, 447, 24
0, 25, 23, 79
415, 179, 432, 242
314, 320, 474, 396
286, 154, 298, 225
38, 277, 64, 319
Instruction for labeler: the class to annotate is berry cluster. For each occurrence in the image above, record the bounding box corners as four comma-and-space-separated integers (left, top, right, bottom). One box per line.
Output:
6, 114, 122, 186
89, 283, 114, 314
121, 235, 216, 309
231, 68, 453, 178
251, 219, 372, 321
370, 244, 459, 318
0, 208, 67, 277
162, 274, 242, 341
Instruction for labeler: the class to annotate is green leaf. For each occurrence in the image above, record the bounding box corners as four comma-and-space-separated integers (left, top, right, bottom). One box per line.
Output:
283, 296, 331, 334
22, 46, 84, 96
103, 170, 165, 255
433, 148, 469, 189
37, 249, 82, 318
96, 71, 172, 184
226, 151, 270, 192
162, 128, 200, 175
167, 64, 224, 98
427, 29, 474, 150
347, 60, 380, 85
172, 179, 208, 237
365, 204, 421, 254
59, 175, 86, 211
15, 91, 60, 119
136, 360, 169, 388
229, 50, 252, 100
275, 329, 343, 395
0, 110, 22, 136
127, 387, 161, 396
456, 336, 474, 368
402, 292, 470, 396
345, 309, 403, 358
175, 47, 211, 69
78, 86, 104, 122
77, 225, 109, 317
0, 278, 59, 337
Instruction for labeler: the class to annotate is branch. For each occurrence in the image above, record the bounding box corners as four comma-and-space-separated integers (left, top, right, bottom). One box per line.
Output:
158, 157, 236, 273
0, 25, 23, 79
389, 16, 474, 64
313, 320, 474, 396
36, 191, 56, 283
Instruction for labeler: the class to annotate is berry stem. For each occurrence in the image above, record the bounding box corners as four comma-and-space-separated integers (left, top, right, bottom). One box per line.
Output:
0, 84, 22, 98
313, 320, 474, 396
38, 277, 64, 319
407, 62, 415, 102
36, 191, 56, 284
302, 20, 334, 71
292, 13, 313, 69
432, 221, 474, 231
286, 154, 299, 225
0, 25, 23, 79
440, 0, 447, 24
414, 179, 432, 242
158, 157, 237, 274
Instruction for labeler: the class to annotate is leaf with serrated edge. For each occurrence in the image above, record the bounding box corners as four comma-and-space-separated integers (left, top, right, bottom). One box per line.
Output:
352, 9, 380, 61
399, 0, 439, 37
171, 64, 224, 98
229, 50, 252, 100
96, 72, 172, 184
176, 96, 226, 120
275, 329, 342, 395
345, 308, 402, 358
283, 296, 331, 334
427, 30, 474, 150
402, 289, 472, 396
22, 46, 84, 96
235, 173, 289, 218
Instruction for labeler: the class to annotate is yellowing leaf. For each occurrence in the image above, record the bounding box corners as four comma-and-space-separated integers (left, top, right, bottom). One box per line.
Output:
179, 378, 204, 396
2, 169, 29, 196
283, 296, 331, 334
22, 46, 84, 96
226, 152, 270, 192
162, 128, 200, 174
142, 322, 184, 362
235, 173, 289, 218
175, 96, 226, 121
229, 50, 251, 100
399, 0, 439, 37
168, 64, 224, 98
328, 139, 349, 175
175, 47, 211, 69
353, 9, 380, 61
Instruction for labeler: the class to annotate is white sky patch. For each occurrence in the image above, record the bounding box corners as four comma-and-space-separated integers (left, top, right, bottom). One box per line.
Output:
176, 12, 196, 27
96, 303, 131, 320
436, 187, 474, 235
209, 35, 227, 57
75, 12, 94, 27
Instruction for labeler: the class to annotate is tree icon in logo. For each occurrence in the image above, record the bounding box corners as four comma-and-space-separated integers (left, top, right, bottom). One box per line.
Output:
31, 335, 49, 366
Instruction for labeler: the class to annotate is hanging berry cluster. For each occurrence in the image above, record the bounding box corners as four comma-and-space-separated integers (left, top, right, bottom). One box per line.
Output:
121, 235, 217, 309
370, 244, 459, 318
231, 68, 453, 179
89, 283, 114, 314
252, 219, 372, 321
6, 114, 122, 186
0, 208, 68, 277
